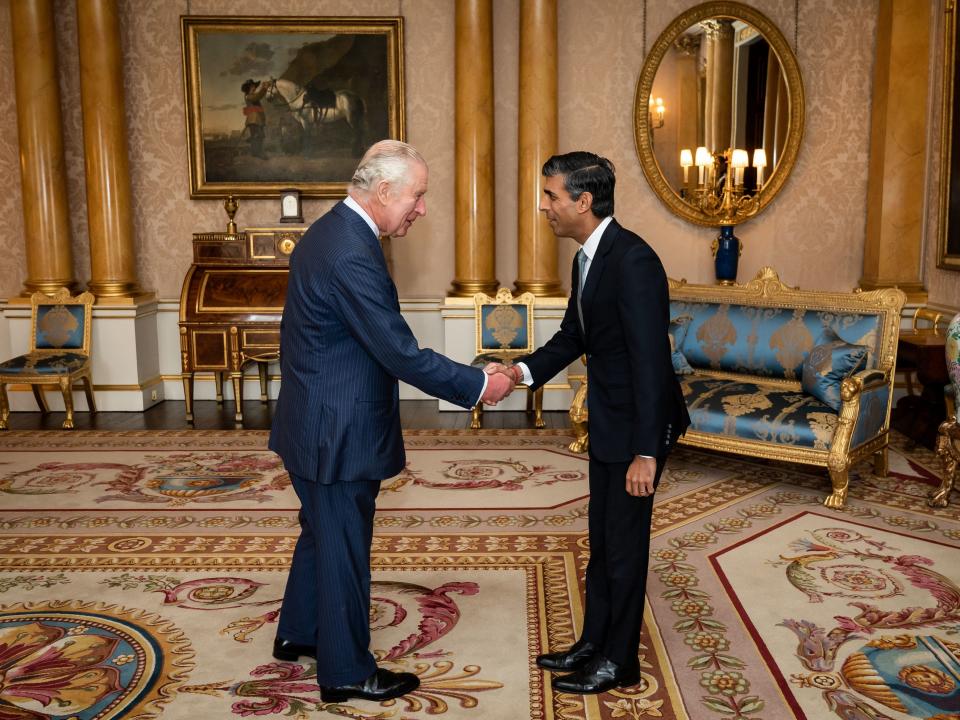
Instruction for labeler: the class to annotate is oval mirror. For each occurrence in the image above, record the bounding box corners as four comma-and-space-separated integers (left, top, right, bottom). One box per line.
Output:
634, 1, 804, 227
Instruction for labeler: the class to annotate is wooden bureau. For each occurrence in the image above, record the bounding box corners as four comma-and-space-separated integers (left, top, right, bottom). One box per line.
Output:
179, 228, 304, 423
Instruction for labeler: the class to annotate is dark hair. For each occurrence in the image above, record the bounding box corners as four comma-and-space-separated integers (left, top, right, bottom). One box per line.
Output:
241, 79, 257, 93
541, 151, 616, 218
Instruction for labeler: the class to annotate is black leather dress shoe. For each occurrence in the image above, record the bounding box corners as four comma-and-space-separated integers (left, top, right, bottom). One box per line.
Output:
551, 655, 639, 694
536, 640, 597, 671
320, 668, 420, 703
272, 637, 316, 661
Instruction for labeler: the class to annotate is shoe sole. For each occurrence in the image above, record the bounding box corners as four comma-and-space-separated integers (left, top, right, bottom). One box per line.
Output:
552, 676, 640, 694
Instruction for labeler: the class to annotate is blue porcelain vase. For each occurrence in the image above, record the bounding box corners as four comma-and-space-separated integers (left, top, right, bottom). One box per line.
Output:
714, 225, 740, 285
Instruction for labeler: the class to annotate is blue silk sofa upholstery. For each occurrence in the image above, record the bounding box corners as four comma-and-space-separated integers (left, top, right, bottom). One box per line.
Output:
669, 267, 906, 509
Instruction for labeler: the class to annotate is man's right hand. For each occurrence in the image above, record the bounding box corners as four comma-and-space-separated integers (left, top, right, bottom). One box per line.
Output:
481, 369, 515, 405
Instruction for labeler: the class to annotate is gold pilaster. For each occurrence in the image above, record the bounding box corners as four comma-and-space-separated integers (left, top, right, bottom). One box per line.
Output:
77, 0, 145, 302
861, 0, 930, 303
11, 0, 76, 296
515, 0, 564, 297
450, 0, 498, 297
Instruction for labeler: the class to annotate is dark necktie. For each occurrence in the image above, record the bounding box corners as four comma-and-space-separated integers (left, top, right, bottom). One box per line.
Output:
576, 249, 587, 330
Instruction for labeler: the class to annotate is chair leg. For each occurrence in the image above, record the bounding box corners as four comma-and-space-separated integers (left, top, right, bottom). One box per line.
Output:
214, 371, 224, 404
533, 387, 545, 429
824, 468, 849, 509
0, 383, 9, 430
81, 373, 97, 413
31, 384, 48, 413
258, 361, 269, 403
58, 376, 75, 430
872, 447, 888, 477
470, 404, 482, 430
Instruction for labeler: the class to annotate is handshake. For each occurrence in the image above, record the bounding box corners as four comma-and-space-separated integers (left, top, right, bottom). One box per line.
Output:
479, 362, 522, 405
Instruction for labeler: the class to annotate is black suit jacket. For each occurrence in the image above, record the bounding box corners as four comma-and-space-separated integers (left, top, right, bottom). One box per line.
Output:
523, 219, 690, 463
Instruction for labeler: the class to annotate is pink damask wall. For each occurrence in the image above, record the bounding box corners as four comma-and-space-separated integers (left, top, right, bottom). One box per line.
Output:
0, 0, 956, 305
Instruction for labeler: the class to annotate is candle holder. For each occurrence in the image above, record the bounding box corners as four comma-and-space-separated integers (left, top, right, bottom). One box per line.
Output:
224, 195, 239, 235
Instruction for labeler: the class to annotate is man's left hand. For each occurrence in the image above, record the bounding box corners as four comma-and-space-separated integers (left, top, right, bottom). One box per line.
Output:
626, 456, 656, 497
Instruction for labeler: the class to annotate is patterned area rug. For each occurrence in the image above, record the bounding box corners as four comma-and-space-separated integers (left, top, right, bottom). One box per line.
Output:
0, 429, 956, 720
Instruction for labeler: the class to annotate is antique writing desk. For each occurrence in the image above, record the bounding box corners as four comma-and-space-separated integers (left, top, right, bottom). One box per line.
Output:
179, 228, 303, 423
892, 330, 949, 449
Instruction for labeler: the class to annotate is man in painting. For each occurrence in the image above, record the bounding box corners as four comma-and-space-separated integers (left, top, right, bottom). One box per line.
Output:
504, 151, 691, 694
241, 78, 268, 159
268, 140, 514, 702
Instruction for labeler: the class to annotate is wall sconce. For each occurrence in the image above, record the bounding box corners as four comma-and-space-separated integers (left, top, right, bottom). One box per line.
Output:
649, 96, 665, 129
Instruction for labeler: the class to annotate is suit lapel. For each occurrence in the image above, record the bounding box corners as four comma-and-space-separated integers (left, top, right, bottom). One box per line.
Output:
333, 202, 400, 309
579, 219, 618, 336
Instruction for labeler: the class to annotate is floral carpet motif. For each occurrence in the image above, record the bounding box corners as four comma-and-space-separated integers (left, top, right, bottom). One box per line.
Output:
0, 429, 956, 719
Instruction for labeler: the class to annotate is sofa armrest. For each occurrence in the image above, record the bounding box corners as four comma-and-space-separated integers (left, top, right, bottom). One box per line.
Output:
841, 368, 889, 401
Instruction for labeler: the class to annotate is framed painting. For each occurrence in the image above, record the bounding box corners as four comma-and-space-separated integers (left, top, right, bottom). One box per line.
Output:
938, 0, 960, 270
181, 16, 405, 198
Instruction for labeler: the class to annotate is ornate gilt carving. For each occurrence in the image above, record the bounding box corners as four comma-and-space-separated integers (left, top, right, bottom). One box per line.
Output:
634, 2, 805, 227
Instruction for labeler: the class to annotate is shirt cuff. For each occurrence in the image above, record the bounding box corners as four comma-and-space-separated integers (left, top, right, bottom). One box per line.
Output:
515, 362, 533, 386
476, 372, 488, 405
636, 454, 654, 459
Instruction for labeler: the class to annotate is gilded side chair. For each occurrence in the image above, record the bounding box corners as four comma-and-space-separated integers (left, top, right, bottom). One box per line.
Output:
0, 289, 97, 430
931, 311, 960, 507
470, 288, 544, 430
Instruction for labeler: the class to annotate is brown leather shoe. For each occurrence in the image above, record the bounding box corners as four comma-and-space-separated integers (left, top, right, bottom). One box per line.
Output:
536, 640, 597, 671
320, 668, 420, 703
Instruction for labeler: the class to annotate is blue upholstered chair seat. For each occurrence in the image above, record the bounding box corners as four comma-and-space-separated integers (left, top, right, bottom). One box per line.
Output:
679, 374, 839, 450
0, 352, 88, 375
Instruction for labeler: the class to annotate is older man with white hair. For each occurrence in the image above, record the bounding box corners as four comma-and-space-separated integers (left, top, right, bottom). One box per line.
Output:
269, 140, 514, 702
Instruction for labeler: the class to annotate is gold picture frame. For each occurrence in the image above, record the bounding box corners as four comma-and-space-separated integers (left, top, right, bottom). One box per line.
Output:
633, 1, 805, 227
938, 0, 960, 270
181, 16, 405, 198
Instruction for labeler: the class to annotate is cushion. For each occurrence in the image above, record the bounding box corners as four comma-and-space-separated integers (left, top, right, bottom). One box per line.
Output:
669, 315, 695, 375
679, 376, 839, 450
0, 351, 88, 375
801, 328, 869, 411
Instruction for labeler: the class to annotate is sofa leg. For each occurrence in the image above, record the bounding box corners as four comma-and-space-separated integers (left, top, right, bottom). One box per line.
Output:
824, 468, 849, 509
873, 447, 889, 477
470, 404, 482, 430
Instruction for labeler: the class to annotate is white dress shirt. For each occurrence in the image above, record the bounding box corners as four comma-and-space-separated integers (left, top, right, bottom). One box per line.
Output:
341, 194, 488, 405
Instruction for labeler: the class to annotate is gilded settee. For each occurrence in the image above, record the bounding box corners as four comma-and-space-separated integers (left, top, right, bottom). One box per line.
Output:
670, 267, 905, 508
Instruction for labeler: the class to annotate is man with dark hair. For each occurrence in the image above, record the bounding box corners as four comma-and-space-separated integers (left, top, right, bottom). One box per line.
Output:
502, 150, 690, 694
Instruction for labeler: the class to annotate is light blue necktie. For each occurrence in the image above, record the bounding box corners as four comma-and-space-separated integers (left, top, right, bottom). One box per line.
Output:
576, 249, 587, 330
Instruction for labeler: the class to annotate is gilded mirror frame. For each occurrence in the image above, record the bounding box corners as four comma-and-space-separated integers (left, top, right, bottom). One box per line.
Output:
634, 1, 805, 227
937, 0, 960, 270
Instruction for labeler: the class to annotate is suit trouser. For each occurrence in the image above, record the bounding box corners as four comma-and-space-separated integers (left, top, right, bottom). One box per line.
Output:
277, 474, 380, 685
580, 455, 665, 667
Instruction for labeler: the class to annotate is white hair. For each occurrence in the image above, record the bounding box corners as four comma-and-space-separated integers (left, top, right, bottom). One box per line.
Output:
349, 140, 425, 192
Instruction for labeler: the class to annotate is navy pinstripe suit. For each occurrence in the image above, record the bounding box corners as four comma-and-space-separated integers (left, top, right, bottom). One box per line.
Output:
269, 202, 484, 684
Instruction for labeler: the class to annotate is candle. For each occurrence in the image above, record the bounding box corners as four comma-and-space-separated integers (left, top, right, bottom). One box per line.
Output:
753, 148, 767, 188
680, 148, 693, 185
695, 146, 710, 186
